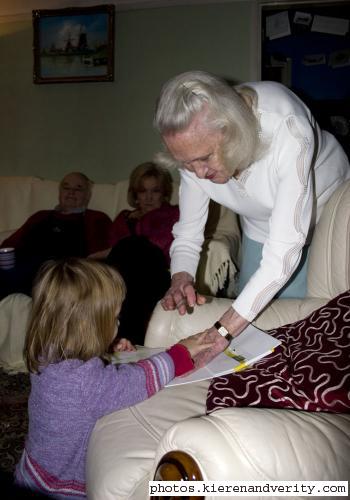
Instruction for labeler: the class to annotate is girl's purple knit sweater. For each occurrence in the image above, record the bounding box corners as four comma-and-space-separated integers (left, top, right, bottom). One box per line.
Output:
15, 346, 192, 499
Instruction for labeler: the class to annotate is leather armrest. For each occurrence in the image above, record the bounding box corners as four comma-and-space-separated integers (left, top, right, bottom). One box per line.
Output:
145, 296, 328, 348
152, 407, 350, 482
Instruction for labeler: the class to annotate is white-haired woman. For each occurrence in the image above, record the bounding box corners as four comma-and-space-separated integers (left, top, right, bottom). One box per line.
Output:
154, 70, 350, 352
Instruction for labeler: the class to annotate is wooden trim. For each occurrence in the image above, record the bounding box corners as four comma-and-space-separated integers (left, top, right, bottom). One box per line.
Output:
152, 451, 204, 499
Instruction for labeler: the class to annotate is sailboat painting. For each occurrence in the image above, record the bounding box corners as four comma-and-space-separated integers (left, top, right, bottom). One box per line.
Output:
33, 5, 115, 83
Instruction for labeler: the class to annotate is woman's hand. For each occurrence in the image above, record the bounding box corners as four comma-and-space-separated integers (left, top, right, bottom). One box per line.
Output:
128, 209, 142, 220
190, 326, 230, 369
113, 338, 136, 352
189, 308, 250, 369
178, 331, 216, 358
161, 271, 206, 315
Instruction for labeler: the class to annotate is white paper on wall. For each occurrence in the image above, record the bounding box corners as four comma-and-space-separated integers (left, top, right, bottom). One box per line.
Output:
329, 48, 350, 68
302, 53, 326, 66
293, 11, 312, 26
311, 15, 349, 36
266, 11, 291, 40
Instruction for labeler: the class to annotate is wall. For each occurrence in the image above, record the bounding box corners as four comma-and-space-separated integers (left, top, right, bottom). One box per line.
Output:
0, 1, 255, 183
261, 1, 350, 100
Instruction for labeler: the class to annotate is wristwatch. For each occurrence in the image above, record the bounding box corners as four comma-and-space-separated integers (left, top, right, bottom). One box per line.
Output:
214, 321, 233, 342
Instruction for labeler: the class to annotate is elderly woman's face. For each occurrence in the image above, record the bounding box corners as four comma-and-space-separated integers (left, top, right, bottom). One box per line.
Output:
136, 176, 164, 214
59, 173, 91, 213
163, 111, 231, 184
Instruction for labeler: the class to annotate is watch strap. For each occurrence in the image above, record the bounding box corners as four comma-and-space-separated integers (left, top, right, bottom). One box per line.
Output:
214, 321, 233, 342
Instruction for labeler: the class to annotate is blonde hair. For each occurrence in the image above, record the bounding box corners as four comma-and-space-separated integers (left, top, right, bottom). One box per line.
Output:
154, 71, 265, 175
127, 161, 173, 208
25, 258, 126, 373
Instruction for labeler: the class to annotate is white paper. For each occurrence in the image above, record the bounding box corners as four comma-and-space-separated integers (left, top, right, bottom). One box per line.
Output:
329, 48, 350, 68
109, 346, 163, 364
302, 53, 326, 66
109, 324, 281, 387
311, 15, 349, 36
266, 11, 291, 40
293, 11, 312, 26
167, 324, 281, 386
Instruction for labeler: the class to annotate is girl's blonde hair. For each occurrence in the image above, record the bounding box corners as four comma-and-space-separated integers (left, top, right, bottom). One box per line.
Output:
154, 70, 266, 175
25, 258, 126, 373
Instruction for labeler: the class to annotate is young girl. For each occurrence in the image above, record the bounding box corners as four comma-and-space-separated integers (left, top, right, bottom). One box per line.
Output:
15, 258, 214, 499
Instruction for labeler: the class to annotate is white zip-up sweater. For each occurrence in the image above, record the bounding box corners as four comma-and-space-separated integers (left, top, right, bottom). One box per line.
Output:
170, 81, 350, 321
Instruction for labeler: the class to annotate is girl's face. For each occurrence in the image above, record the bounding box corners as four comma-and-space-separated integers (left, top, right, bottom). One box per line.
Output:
112, 307, 121, 341
136, 176, 164, 214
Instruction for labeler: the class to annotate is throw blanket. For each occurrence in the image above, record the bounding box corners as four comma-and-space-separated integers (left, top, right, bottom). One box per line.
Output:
207, 290, 350, 414
201, 236, 238, 298
0, 293, 31, 373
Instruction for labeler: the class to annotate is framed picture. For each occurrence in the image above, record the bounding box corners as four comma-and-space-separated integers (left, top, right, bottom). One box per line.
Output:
33, 4, 115, 84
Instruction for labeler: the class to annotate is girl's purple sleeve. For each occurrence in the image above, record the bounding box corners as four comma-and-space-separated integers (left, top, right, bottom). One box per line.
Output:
81, 348, 193, 419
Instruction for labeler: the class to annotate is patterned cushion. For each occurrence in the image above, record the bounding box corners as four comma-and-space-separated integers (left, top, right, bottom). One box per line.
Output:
207, 290, 350, 414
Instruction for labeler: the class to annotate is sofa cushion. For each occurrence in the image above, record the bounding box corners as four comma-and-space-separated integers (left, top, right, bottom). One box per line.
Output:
207, 290, 350, 414
307, 180, 350, 299
87, 380, 209, 500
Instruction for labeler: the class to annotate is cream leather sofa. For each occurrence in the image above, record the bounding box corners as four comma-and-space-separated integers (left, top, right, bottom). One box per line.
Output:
1, 178, 349, 498
86, 180, 350, 499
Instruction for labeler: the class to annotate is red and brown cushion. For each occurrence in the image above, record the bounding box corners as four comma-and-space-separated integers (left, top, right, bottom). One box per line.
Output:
207, 290, 350, 414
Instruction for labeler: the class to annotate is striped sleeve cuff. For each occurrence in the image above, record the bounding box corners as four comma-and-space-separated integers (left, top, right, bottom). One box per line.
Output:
167, 343, 194, 377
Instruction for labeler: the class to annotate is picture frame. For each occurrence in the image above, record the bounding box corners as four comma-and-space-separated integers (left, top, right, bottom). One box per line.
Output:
32, 4, 115, 84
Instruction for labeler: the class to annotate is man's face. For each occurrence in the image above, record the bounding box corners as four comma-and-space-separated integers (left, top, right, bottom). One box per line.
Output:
163, 110, 231, 184
59, 173, 91, 213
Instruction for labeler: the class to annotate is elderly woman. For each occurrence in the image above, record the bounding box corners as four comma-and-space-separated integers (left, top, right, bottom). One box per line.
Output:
92, 162, 179, 345
154, 70, 350, 352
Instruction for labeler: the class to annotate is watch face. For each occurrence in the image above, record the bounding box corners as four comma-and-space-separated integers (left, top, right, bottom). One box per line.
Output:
215, 321, 228, 337
218, 326, 227, 336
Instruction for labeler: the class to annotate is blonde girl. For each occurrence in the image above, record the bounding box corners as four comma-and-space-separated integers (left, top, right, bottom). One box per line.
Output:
15, 258, 213, 499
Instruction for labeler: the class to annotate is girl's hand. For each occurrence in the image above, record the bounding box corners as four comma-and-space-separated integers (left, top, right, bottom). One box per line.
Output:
178, 331, 215, 358
88, 248, 111, 260
113, 338, 136, 352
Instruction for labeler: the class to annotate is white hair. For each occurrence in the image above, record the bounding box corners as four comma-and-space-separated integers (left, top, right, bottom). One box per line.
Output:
154, 71, 266, 175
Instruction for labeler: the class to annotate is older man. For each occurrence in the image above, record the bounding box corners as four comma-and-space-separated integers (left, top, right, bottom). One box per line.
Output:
0, 172, 112, 298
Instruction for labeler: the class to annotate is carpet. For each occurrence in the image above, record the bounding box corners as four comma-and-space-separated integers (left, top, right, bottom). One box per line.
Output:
0, 370, 65, 498
0, 368, 30, 478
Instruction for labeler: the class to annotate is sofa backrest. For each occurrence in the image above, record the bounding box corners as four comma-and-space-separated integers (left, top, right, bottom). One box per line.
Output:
307, 180, 350, 299
0, 175, 238, 242
0, 176, 172, 233
0, 177, 57, 233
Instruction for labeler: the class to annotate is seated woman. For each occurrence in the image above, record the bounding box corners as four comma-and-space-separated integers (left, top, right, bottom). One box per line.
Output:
0, 172, 112, 300
91, 162, 179, 345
